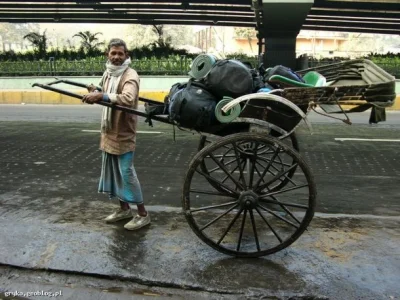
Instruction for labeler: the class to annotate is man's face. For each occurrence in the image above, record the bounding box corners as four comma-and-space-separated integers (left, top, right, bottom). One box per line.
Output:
107, 46, 128, 66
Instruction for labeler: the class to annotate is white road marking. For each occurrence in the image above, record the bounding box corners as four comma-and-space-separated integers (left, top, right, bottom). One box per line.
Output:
82, 130, 162, 134
335, 138, 400, 142
143, 206, 400, 220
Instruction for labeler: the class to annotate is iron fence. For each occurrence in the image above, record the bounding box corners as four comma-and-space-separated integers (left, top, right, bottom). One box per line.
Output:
0, 58, 397, 78
0, 57, 194, 76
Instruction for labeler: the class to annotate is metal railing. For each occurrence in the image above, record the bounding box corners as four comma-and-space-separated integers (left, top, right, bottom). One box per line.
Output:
0, 58, 397, 78
0, 57, 194, 76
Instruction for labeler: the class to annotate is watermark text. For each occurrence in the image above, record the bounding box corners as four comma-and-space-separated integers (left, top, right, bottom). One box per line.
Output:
4, 290, 62, 297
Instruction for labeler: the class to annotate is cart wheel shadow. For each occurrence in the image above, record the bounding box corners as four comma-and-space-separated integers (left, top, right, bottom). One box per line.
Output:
197, 255, 306, 292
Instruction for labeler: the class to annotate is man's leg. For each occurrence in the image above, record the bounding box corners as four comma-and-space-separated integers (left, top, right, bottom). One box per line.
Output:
104, 196, 132, 223
136, 203, 147, 217
129, 161, 148, 217
120, 200, 130, 211
122, 152, 150, 230
119, 151, 146, 215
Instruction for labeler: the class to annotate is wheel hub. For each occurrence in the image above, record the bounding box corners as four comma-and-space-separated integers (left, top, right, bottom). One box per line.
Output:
238, 142, 258, 158
238, 191, 259, 209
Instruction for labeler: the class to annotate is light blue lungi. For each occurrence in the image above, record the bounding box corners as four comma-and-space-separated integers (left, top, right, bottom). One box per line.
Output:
98, 151, 143, 204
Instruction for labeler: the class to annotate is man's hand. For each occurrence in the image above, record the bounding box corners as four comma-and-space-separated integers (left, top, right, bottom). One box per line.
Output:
82, 92, 103, 104
87, 84, 97, 92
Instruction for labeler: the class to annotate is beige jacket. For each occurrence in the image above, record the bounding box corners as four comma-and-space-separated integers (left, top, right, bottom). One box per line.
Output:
100, 68, 140, 155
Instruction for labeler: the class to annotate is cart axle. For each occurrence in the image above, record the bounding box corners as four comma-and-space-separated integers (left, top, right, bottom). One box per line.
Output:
239, 191, 259, 209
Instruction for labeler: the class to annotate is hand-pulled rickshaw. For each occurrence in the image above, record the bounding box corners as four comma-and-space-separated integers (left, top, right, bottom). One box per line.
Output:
33, 59, 396, 257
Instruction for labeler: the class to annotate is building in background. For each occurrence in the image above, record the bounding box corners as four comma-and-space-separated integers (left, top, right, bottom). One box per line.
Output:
194, 27, 400, 59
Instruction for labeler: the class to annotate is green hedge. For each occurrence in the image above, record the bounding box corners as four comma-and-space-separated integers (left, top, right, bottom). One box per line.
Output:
0, 50, 261, 76
0, 45, 195, 62
0, 56, 195, 76
0, 49, 398, 77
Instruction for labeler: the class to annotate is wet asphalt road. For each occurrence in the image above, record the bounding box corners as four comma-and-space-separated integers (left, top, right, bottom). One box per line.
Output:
0, 105, 399, 299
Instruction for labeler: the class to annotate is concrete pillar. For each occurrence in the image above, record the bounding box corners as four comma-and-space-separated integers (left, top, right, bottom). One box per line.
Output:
260, 0, 314, 69
263, 32, 298, 69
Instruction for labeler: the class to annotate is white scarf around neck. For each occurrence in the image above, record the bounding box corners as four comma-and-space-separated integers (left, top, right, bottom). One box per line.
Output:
101, 57, 131, 133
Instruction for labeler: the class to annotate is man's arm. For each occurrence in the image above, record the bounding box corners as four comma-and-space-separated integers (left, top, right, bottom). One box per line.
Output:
105, 77, 139, 107
82, 73, 107, 104
82, 90, 104, 104
83, 71, 139, 106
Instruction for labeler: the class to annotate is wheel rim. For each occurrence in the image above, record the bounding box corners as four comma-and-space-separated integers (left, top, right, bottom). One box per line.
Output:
184, 133, 316, 257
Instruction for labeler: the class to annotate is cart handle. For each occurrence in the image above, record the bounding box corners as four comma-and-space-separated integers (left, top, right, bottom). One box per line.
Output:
45, 78, 102, 91
33, 80, 162, 106
32, 82, 170, 123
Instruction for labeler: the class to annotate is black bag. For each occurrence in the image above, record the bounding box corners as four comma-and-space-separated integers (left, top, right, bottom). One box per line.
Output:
169, 81, 218, 129
250, 69, 265, 92
144, 97, 169, 116
264, 65, 305, 87
205, 59, 253, 98
144, 95, 170, 127
168, 82, 187, 100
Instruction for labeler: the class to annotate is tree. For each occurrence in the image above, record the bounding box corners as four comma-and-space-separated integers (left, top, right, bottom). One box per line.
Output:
73, 31, 104, 55
23, 30, 47, 58
128, 24, 155, 48
340, 33, 400, 57
235, 27, 256, 53
162, 25, 193, 47
127, 25, 193, 49
0, 23, 39, 51
151, 25, 172, 48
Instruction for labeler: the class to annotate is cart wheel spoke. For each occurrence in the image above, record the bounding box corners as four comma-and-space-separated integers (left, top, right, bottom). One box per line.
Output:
207, 158, 238, 174
258, 204, 299, 229
211, 154, 237, 158
255, 207, 283, 243
257, 159, 297, 188
246, 158, 251, 188
254, 164, 266, 184
255, 161, 284, 185
236, 209, 248, 251
209, 152, 245, 191
259, 198, 309, 209
248, 142, 260, 188
188, 200, 239, 213
254, 147, 281, 190
256, 163, 299, 193
258, 156, 293, 168
260, 183, 309, 197
256, 156, 286, 174
249, 209, 261, 251
232, 142, 247, 188
271, 195, 302, 225
199, 203, 239, 231
195, 168, 239, 197
217, 208, 244, 245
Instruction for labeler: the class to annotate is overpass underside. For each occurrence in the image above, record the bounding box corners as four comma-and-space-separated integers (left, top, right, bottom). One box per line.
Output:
0, 0, 398, 68
255, 0, 399, 68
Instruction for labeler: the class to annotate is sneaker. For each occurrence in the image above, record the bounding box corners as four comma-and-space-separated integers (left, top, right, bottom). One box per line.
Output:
104, 208, 133, 223
124, 214, 151, 231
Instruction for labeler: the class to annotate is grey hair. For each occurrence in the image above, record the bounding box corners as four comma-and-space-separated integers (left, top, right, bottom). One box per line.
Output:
107, 38, 128, 52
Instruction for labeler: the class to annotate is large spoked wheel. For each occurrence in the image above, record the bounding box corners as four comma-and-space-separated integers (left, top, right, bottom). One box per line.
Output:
184, 133, 316, 257
198, 129, 299, 193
